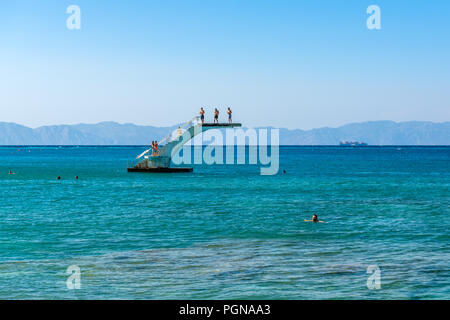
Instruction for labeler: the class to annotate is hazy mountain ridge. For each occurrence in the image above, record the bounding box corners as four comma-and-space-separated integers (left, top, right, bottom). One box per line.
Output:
276, 121, 450, 145
0, 121, 448, 145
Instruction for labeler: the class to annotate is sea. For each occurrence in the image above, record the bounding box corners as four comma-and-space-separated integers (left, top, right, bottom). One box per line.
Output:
0, 146, 448, 299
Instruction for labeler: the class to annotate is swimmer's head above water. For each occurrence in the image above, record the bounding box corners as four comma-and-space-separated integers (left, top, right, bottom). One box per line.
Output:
304, 214, 326, 223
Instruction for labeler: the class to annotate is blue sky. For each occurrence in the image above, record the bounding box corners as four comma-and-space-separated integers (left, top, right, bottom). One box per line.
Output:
1, 0, 449, 129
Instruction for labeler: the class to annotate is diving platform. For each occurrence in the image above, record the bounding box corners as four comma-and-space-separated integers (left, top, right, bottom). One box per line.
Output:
127, 117, 241, 173
201, 123, 241, 127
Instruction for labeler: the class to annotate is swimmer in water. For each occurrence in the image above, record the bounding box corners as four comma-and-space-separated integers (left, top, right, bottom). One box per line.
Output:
8, 170, 15, 175
304, 214, 326, 223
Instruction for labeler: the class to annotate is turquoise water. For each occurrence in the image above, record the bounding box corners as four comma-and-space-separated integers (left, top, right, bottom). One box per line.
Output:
0, 146, 448, 299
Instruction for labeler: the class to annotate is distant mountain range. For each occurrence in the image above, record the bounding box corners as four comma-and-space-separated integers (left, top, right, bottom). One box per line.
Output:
0, 121, 448, 145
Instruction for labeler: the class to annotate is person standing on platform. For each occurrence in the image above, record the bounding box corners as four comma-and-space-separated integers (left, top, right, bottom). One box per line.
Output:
200, 107, 205, 124
214, 108, 219, 124
227, 107, 232, 124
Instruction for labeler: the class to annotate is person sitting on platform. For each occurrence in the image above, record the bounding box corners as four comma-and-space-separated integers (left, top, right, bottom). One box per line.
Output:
227, 107, 232, 124
214, 108, 219, 124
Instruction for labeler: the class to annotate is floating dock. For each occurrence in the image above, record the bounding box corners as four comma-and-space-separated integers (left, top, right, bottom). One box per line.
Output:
127, 167, 193, 173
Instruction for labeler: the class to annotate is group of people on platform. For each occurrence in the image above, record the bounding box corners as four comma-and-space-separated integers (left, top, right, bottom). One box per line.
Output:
151, 141, 159, 156
199, 107, 232, 124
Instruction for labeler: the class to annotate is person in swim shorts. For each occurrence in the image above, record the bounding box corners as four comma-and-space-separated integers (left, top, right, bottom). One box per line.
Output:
227, 107, 232, 124
200, 107, 205, 124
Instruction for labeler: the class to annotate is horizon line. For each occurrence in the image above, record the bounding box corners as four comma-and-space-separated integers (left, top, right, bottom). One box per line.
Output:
1, 145, 449, 147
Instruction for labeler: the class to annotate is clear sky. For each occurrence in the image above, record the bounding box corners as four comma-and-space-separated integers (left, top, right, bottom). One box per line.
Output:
1, 0, 449, 129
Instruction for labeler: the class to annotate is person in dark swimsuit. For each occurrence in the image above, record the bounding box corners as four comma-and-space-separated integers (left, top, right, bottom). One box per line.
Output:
214, 108, 219, 124
227, 107, 232, 124
200, 107, 205, 124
